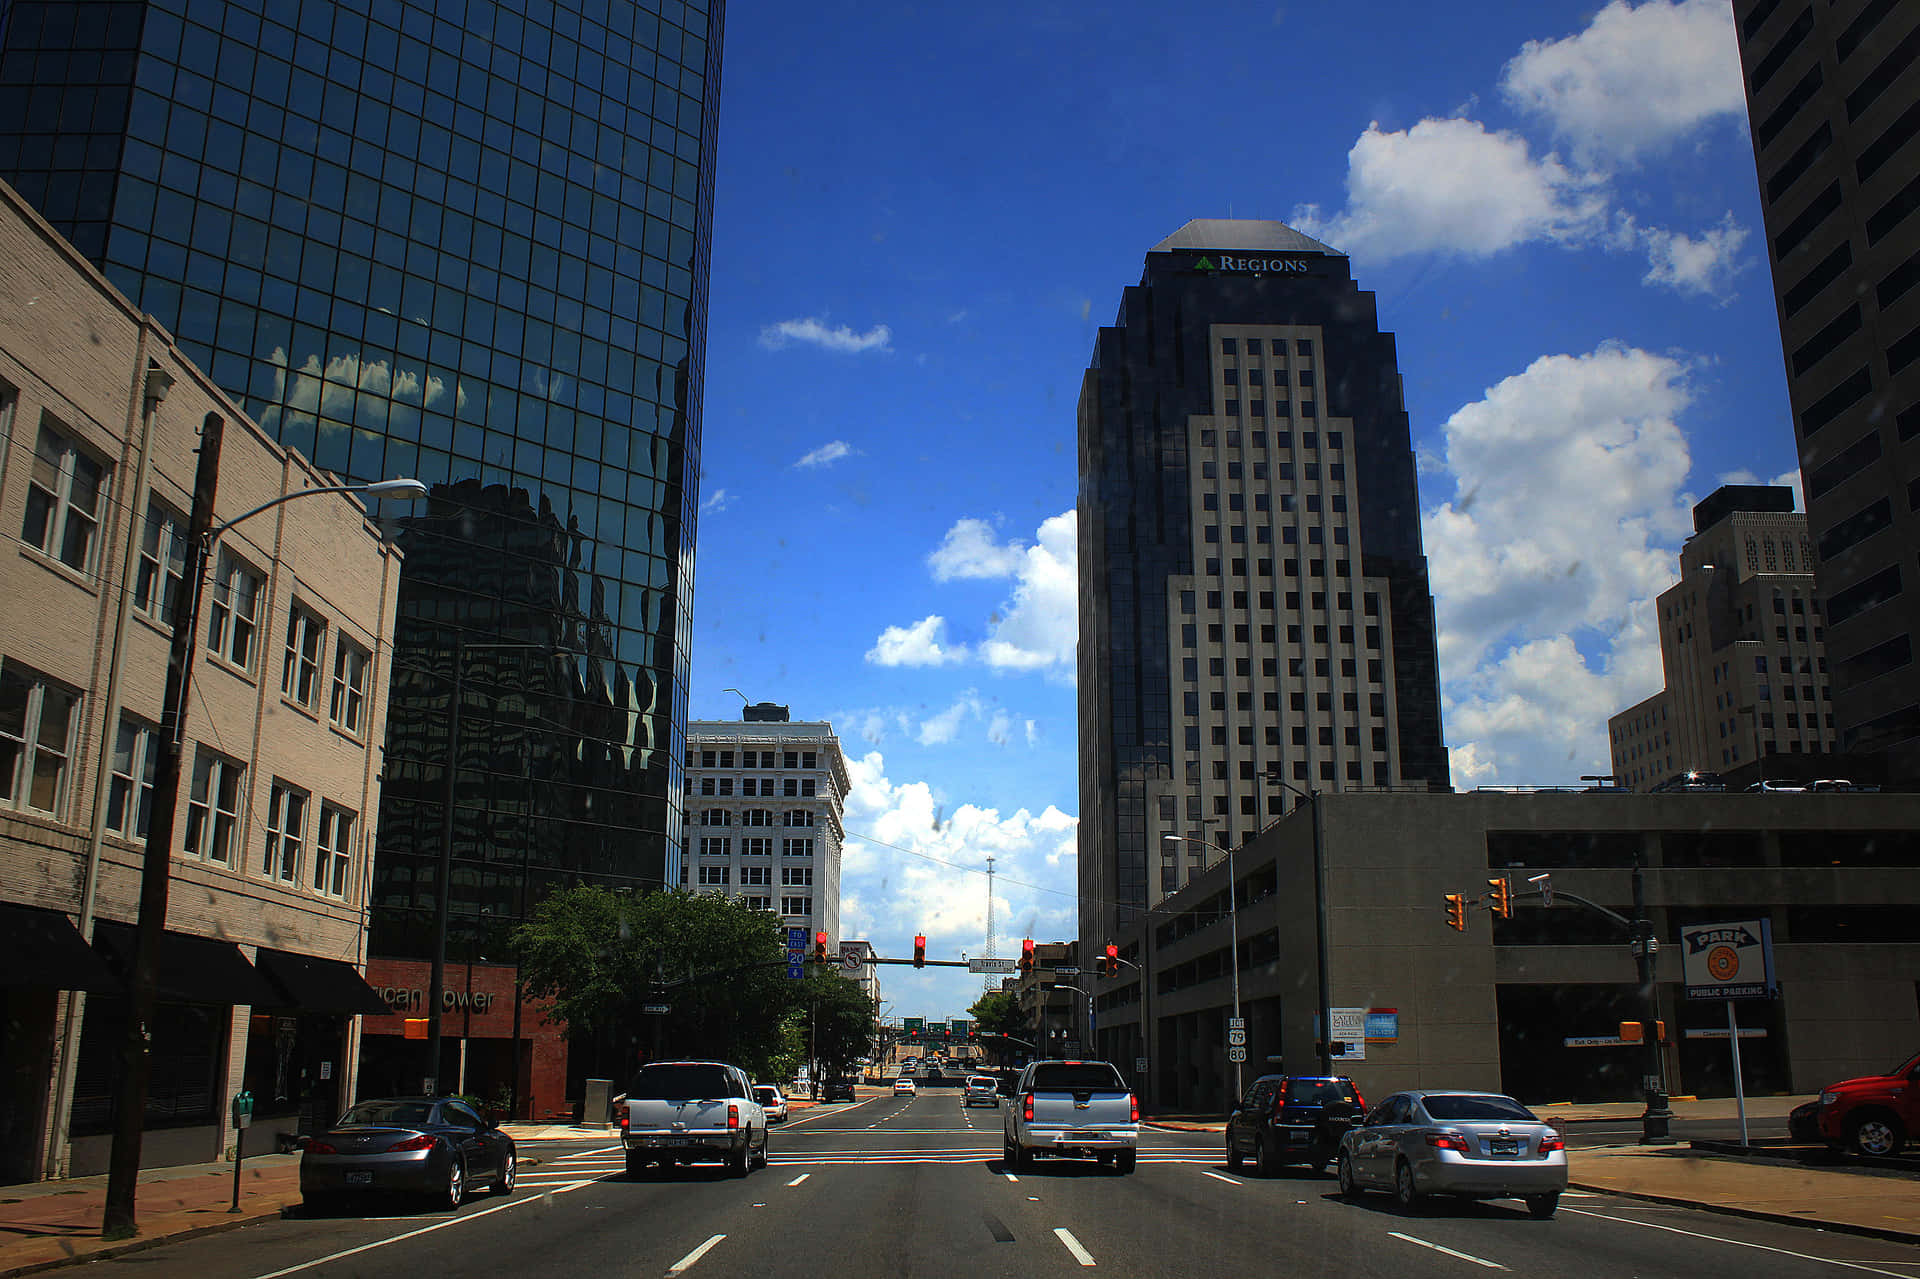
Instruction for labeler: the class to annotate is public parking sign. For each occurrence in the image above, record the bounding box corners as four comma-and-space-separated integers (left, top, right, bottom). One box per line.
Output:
1681, 918, 1777, 1000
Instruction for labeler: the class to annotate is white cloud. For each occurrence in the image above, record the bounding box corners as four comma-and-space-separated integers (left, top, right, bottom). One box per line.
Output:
794, 440, 856, 469
1500, 0, 1747, 167
865, 615, 966, 667
1424, 345, 1698, 784
758, 316, 893, 353
836, 750, 1079, 1016
1290, 117, 1609, 262
929, 518, 1027, 581
841, 695, 1034, 750
699, 487, 732, 513
1630, 212, 1749, 301
918, 693, 982, 746
986, 710, 1013, 747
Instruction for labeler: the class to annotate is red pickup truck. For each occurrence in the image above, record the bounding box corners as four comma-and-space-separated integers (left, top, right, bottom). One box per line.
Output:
1815, 1050, 1919, 1156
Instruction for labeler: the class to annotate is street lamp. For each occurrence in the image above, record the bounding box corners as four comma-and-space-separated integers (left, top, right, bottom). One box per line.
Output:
1163, 833, 1244, 1100
1051, 984, 1093, 1056
1260, 774, 1335, 1074
103, 425, 424, 1239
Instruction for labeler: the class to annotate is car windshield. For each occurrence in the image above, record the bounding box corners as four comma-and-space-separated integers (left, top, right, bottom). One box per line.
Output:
1421, 1095, 1537, 1122
629, 1065, 733, 1100
338, 1101, 434, 1128
753, 1087, 779, 1102
1287, 1080, 1359, 1106
1029, 1064, 1126, 1091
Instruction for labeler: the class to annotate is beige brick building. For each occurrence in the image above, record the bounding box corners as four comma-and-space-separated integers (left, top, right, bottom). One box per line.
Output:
0, 179, 406, 1182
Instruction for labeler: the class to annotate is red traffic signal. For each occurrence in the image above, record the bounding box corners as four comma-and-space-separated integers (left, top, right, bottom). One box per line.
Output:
913, 935, 927, 968
1019, 938, 1035, 976
814, 931, 829, 962
1103, 942, 1119, 977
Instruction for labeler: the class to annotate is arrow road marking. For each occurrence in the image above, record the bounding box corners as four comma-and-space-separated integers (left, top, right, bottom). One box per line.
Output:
1388, 1232, 1508, 1270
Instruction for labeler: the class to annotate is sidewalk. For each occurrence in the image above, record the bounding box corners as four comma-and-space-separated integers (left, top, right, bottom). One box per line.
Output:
0, 1154, 304, 1278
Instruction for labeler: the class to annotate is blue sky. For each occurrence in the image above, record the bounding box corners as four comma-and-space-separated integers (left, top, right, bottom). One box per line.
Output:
686, 0, 1799, 1021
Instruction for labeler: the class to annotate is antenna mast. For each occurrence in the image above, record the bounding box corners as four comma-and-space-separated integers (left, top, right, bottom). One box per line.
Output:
982, 854, 997, 992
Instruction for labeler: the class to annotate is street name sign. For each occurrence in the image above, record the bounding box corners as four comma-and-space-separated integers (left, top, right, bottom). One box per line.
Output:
969, 958, 1017, 973
1053, 966, 1080, 976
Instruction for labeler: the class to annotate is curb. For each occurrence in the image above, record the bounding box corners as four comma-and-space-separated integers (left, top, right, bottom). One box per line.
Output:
1688, 1139, 1920, 1175
0, 1197, 302, 1279
1567, 1180, 1920, 1247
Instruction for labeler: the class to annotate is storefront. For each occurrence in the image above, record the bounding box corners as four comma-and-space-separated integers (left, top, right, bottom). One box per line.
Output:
0, 904, 120, 1185
358, 958, 567, 1121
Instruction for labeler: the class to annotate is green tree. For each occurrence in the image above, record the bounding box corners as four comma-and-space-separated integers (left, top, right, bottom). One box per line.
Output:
796, 971, 877, 1080
968, 988, 1026, 1038
514, 885, 798, 1081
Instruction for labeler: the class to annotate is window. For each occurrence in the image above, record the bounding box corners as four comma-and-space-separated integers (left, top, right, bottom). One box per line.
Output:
206, 552, 265, 670
0, 665, 80, 816
700, 836, 730, 856
282, 606, 325, 708
183, 750, 243, 864
106, 716, 157, 838
262, 782, 306, 884
741, 865, 771, 886
702, 808, 730, 826
133, 500, 187, 622
784, 808, 814, 827
742, 837, 773, 856
783, 838, 814, 856
744, 897, 772, 911
801, 778, 816, 797
783, 865, 813, 887
781, 896, 812, 917
699, 865, 730, 886
331, 639, 370, 732
21, 421, 107, 573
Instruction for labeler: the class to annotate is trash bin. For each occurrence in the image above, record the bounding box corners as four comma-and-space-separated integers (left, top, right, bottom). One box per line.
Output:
584, 1078, 613, 1128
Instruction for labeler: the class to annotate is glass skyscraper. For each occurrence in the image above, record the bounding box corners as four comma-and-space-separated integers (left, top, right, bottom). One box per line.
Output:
0, 0, 721, 955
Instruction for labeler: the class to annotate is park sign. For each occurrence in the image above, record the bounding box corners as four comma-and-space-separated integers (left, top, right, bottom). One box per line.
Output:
1681, 919, 1777, 1000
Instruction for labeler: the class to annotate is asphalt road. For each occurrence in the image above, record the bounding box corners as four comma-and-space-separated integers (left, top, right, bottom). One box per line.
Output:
90, 1088, 1920, 1279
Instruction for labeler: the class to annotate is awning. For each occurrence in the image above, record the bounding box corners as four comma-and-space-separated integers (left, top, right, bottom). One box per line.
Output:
0, 902, 121, 992
253, 948, 390, 1015
90, 921, 281, 1007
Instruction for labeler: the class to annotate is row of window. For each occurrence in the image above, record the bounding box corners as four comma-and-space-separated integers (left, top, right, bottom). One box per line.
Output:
1, 662, 360, 899
1199, 457, 1343, 482
696, 837, 815, 857
691, 776, 816, 796
1191, 557, 1361, 583
1220, 338, 1314, 356
1201, 491, 1347, 514
697, 807, 814, 827
1219, 399, 1317, 419
20, 418, 374, 734
693, 865, 815, 886
1184, 689, 1391, 719
1219, 369, 1317, 389
687, 748, 820, 769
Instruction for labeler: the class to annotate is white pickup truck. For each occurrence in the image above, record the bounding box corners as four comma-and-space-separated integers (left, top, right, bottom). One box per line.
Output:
1002, 1060, 1140, 1173
620, 1060, 767, 1177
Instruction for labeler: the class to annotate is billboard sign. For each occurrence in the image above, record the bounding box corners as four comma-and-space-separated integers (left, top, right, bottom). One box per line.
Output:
1681, 919, 1777, 1000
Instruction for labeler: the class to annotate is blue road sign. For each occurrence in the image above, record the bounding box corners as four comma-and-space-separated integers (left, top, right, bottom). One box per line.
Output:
786, 963, 805, 979
786, 926, 808, 948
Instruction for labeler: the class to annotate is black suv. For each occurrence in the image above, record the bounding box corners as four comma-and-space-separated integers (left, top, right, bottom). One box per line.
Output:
822, 1077, 857, 1102
1224, 1075, 1366, 1175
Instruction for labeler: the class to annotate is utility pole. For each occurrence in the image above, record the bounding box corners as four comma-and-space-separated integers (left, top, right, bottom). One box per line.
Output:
103, 415, 223, 1240
1631, 854, 1675, 1143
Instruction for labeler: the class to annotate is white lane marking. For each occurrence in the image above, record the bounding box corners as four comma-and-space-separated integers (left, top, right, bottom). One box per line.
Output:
1055, 1227, 1097, 1267
1200, 1170, 1244, 1186
555, 1146, 624, 1160
1004, 1172, 1019, 1182
666, 1234, 727, 1275
1387, 1231, 1508, 1271
778, 1096, 887, 1128
787, 1173, 810, 1186
1561, 1207, 1919, 1278
248, 1187, 578, 1279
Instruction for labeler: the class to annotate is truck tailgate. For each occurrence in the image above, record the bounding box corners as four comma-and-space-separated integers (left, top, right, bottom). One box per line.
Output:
626, 1098, 734, 1131
1030, 1089, 1132, 1131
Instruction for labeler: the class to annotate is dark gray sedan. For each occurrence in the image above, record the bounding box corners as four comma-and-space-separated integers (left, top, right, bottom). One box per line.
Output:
1335, 1090, 1566, 1218
301, 1097, 516, 1210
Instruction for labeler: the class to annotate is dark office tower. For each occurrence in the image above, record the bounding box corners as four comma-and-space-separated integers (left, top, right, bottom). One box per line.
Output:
0, 0, 723, 950
1077, 220, 1448, 946
1731, 1, 1920, 755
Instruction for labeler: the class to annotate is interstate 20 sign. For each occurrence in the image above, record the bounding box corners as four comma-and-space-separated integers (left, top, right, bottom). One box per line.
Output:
1680, 918, 1778, 1000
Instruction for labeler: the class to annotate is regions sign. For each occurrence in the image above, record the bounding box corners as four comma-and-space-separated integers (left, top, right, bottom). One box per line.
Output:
1680, 919, 1777, 1000
1192, 254, 1313, 275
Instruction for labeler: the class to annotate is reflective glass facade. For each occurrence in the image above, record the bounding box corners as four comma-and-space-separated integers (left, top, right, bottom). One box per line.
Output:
0, 0, 722, 956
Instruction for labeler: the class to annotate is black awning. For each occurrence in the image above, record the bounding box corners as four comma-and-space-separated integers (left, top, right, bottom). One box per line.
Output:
91, 921, 281, 1007
253, 948, 390, 1015
0, 902, 122, 992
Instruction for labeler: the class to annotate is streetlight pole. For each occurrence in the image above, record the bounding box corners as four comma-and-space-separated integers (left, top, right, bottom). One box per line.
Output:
101, 450, 424, 1239
1162, 834, 1243, 1100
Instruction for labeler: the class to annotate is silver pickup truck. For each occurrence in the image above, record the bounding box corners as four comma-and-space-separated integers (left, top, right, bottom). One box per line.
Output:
1003, 1060, 1139, 1173
620, 1060, 767, 1177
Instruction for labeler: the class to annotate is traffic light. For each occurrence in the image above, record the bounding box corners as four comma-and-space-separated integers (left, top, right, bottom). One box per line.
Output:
913, 935, 927, 968
1019, 938, 1035, 976
814, 931, 828, 962
1488, 876, 1513, 919
1444, 893, 1467, 932
1103, 943, 1119, 978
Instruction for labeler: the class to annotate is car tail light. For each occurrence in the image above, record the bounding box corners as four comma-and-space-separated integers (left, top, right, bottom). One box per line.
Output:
1129, 1094, 1140, 1123
727, 1104, 740, 1130
386, 1134, 437, 1153
1537, 1133, 1564, 1155
1425, 1132, 1470, 1152
1352, 1089, 1366, 1112
306, 1141, 338, 1155
1023, 1093, 1035, 1122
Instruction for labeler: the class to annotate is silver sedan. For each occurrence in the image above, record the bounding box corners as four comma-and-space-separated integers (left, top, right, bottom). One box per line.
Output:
1335, 1090, 1566, 1218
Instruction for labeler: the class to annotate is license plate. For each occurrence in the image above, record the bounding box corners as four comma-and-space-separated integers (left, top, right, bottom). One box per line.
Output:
1064, 1131, 1099, 1142
1488, 1139, 1518, 1155
344, 1171, 372, 1186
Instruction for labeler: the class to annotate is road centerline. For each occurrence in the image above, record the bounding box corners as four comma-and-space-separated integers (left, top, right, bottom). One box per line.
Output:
1200, 1170, 1244, 1186
1055, 1227, 1097, 1267
666, 1234, 727, 1275
1387, 1231, 1508, 1270
787, 1173, 810, 1186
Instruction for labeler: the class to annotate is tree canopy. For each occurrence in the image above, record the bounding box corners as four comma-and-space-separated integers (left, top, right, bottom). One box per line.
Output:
968, 988, 1026, 1037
